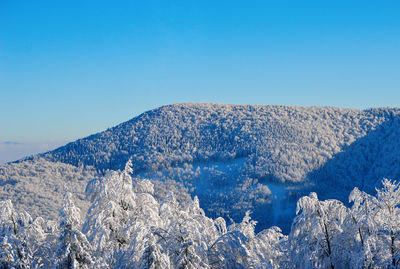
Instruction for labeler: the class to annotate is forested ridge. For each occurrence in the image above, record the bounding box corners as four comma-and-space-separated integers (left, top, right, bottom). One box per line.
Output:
2, 104, 400, 233
40, 104, 400, 184
2, 160, 400, 268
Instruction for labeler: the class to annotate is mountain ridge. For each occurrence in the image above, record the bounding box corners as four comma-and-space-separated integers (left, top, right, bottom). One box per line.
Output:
2, 103, 400, 232
39, 103, 397, 173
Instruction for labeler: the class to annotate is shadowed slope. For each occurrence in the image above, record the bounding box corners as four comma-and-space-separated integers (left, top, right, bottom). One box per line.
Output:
309, 110, 400, 201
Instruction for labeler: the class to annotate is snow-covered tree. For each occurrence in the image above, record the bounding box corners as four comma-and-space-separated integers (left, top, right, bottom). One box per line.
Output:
53, 192, 92, 269
247, 226, 287, 268
136, 232, 171, 269
4, 153, 400, 269
158, 194, 215, 268
114, 179, 163, 268
289, 192, 348, 269
369, 179, 400, 268
213, 217, 227, 236
208, 231, 251, 268
0, 235, 14, 268
228, 211, 257, 239
82, 161, 137, 266
0, 199, 60, 268
342, 187, 378, 267
0, 200, 41, 268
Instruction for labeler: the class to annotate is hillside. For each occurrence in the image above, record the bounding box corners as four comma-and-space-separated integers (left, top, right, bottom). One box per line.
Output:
2, 103, 400, 232
0, 158, 97, 219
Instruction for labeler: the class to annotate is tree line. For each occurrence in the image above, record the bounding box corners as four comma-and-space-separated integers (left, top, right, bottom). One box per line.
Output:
1, 160, 400, 268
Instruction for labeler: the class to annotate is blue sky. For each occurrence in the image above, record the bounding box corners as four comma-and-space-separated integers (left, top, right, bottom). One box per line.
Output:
1, 0, 399, 163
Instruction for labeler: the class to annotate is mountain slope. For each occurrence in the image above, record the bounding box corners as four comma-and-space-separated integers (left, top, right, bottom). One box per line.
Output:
3, 103, 400, 232
42, 104, 396, 181
0, 158, 97, 219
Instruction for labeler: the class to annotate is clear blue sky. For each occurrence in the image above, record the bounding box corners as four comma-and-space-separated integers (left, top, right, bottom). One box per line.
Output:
1, 0, 399, 162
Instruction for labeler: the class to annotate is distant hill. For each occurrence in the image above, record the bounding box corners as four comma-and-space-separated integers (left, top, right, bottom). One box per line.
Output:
2, 103, 400, 232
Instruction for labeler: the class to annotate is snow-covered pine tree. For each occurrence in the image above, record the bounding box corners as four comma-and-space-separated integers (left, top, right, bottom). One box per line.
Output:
53, 192, 92, 269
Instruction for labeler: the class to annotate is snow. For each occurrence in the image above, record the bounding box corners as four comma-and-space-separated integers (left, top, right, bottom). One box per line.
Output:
1, 103, 400, 233
2, 161, 400, 268
267, 183, 289, 224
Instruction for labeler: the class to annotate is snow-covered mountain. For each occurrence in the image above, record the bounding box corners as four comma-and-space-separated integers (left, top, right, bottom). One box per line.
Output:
1, 103, 400, 232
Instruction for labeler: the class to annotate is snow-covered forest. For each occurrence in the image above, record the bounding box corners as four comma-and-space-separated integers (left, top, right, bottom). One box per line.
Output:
2, 160, 400, 268
3, 104, 399, 233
